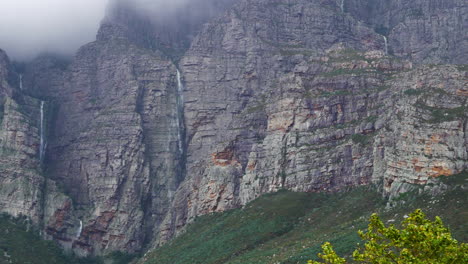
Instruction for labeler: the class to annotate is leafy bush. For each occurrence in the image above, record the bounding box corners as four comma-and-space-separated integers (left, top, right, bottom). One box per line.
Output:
309, 209, 468, 263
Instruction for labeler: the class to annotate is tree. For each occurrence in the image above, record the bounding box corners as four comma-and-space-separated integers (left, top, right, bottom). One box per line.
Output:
308, 209, 468, 264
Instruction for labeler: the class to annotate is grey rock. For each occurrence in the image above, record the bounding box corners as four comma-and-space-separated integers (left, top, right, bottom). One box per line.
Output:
0, 0, 466, 256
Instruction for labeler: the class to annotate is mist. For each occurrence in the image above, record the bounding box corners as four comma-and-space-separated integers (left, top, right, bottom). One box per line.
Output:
0, 0, 108, 61
110, 0, 231, 20
0, 0, 236, 61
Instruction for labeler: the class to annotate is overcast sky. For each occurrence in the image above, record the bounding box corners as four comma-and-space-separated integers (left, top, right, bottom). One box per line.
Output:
0, 0, 225, 61
0, 0, 109, 61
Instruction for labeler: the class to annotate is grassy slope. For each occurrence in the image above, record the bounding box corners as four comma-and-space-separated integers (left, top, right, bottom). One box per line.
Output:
0, 173, 465, 264
141, 172, 467, 264
0, 215, 134, 264
0, 215, 73, 264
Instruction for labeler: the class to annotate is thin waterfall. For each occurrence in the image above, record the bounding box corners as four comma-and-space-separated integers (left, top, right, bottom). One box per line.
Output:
19, 74, 23, 90
76, 220, 83, 238
383, 36, 388, 55
39, 101, 45, 162
340, 0, 345, 12
176, 70, 185, 155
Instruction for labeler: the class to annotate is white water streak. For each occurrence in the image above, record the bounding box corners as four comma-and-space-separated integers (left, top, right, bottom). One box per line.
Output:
39, 101, 45, 162
19, 74, 23, 90
176, 70, 185, 154
383, 36, 388, 55
340, 0, 345, 12
76, 220, 83, 238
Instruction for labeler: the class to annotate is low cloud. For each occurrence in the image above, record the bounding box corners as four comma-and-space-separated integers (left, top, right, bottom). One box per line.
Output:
0, 0, 108, 61
0, 0, 235, 61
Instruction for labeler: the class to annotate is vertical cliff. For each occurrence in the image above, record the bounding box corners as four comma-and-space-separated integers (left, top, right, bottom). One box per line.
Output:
0, 0, 466, 257
345, 0, 467, 63
158, 0, 467, 242
0, 49, 79, 252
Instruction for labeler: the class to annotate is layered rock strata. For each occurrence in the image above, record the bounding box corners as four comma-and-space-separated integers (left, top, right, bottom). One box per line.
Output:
0, 0, 466, 256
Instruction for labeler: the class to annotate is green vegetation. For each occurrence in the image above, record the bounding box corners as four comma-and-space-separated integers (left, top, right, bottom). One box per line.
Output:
317, 69, 376, 78
0, 214, 138, 264
310, 209, 467, 263
328, 49, 366, 63
0, 214, 74, 264
319, 90, 353, 97
455, 64, 468, 72
351, 133, 374, 145
416, 101, 466, 123
140, 172, 467, 264
1, 172, 465, 264
404, 89, 423, 96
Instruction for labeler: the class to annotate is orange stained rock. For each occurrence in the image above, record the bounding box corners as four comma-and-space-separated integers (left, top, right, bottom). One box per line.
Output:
337, 104, 343, 113
456, 89, 468, 96
96, 211, 116, 228
430, 166, 453, 177
50, 200, 72, 230
267, 111, 294, 132
211, 148, 239, 166
247, 160, 257, 171
411, 158, 423, 172
424, 145, 433, 155
396, 160, 408, 167
430, 134, 442, 143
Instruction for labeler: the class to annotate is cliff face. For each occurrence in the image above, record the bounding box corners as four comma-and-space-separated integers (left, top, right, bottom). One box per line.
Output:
0, 50, 78, 251
0, 0, 466, 256
345, 0, 468, 64
38, 25, 185, 255
158, 0, 467, 242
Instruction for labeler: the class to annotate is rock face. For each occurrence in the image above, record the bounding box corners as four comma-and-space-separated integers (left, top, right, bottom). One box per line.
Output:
0, 0, 466, 257
42, 27, 184, 255
158, 0, 467, 243
345, 0, 468, 64
0, 50, 78, 251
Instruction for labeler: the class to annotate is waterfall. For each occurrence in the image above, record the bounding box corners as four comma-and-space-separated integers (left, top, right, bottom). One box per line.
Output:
340, 0, 345, 12
39, 101, 46, 162
383, 36, 388, 55
19, 74, 23, 90
76, 220, 82, 238
176, 70, 185, 155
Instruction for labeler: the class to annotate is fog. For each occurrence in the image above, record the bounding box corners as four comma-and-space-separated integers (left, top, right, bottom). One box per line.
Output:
0, 0, 232, 61
0, 0, 108, 61
111, 0, 225, 20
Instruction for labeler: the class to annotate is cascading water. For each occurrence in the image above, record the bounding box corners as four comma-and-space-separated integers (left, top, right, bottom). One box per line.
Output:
340, 0, 345, 12
176, 70, 185, 155
76, 220, 82, 238
19, 74, 23, 90
39, 101, 45, 162
383, 36, 388, 55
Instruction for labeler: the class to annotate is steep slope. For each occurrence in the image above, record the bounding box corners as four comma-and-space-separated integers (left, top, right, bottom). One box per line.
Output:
107, 0, 237, 60
40, 27, 185, 255
140, 172, 467, 264
0, 0, 466, 258
345, 0, 468, 64
0, 50, 79, 251
159, 0, 467, 243
0, 215, 77, 264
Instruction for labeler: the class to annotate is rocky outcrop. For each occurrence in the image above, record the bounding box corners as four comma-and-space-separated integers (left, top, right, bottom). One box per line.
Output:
345, 0, 468, 64
106, 0, 237, 60
373, 65, 468, 197
42, 38, 175, 255
158, 0, 467, 243
0, 50, 78, 252
0, 0, 466, 257
0, 50, 12, 96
